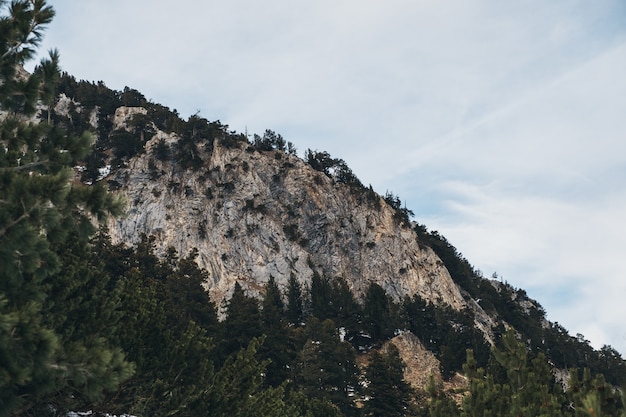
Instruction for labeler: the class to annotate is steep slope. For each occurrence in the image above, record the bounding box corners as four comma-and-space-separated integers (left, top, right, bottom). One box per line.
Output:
105, 109, 465, 310
54, 85, 623, 387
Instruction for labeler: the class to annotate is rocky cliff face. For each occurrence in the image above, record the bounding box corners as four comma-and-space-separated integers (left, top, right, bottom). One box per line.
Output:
105, 107, 467, 311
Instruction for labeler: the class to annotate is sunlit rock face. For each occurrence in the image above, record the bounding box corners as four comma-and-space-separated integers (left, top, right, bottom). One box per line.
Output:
105, 107, 466, 312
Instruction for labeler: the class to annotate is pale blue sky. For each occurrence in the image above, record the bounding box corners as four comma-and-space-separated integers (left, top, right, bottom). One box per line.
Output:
37, 0, 626, 354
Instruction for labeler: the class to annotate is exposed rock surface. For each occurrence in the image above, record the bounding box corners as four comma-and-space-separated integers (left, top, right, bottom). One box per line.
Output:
53, 93, 98, 128
113, 106, 146, 130
105, 107, 467, 310
387, 331, 442, 390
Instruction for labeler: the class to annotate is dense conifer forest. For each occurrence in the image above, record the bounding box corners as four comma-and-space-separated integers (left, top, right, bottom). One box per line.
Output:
1, 2, 624, 416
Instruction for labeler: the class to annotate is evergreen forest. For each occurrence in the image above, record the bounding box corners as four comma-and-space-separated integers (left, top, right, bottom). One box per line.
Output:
1, 2, 625, 416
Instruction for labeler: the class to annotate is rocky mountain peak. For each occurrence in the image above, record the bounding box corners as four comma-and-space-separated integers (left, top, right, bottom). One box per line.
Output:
105, 107, 466, 310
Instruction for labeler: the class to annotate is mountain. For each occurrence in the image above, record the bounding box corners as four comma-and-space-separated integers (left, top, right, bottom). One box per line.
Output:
2, 3, 625, 414
53, 75, 625, 380
57, 72, 625, 367
105, 107, 466, 311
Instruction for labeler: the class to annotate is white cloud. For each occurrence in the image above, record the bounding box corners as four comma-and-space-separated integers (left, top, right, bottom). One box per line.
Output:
420, 182, 626, 351
399, 38, 626, 352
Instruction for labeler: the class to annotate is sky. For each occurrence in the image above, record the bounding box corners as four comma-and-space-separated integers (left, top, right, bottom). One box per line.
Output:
33, 0, 626, 354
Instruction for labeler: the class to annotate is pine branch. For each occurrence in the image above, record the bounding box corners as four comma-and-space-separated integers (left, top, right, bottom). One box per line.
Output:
0, 198, 40, 237
1, 0, 55, 62
0, 160, 47, 171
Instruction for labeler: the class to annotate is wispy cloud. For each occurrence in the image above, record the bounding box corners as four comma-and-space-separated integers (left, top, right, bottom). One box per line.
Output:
421, 182, 626, 348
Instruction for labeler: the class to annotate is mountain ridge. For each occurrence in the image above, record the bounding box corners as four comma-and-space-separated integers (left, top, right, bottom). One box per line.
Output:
52, 80, 622, 370
50, 73, 626, 379
104, 109, 467, 314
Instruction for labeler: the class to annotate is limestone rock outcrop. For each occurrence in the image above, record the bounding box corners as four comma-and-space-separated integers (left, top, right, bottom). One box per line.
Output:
105, 110, 466, 310
387, 331, 442, 390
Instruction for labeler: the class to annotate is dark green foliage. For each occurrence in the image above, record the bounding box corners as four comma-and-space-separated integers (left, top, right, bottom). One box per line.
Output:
37, 232, 135, 409
88, 232, 321, 417
364, 344, 413, 417
286, 273, 304, 325
486, 330, 563, 416
593, 346, 626, 387
260, 276, 294, 386
402, 294, 436, 346
415, 225, 544, 335
362, 184, 382, 210
109, 128, 143, 164
253, 129, 286, 151
304, 149, 363, 190
0, 0, 54, 115
362, 282, 400, 343
120, 86, 146, 106
309, 271, 334, 320
305, 149, 339, 175
153, 137, 171, 161
423, 374, 461, 417
220, 282, 262, 358
329, 277, 362, 340
194, 337, 294, 417
414, 226, 486, 303
403, 295, 482, 376
128, 112, 156, 142
0, 3, 128, 414
53, 74, 182, 179
174, 115, 209, 170
287, 390, 344, 417
309, 273, 363, 330
384, 191, 414, 226
402, 294, 489, 377
423, 329, 625, 417
287, 141, 297, 155
543, 323, 626, 387
165, 248, 219, 331
261, 276, 285, 326
86, 234, 214, 415
567, 368, 625, 417
294, 317, 360, 416
147, 103, 182, 133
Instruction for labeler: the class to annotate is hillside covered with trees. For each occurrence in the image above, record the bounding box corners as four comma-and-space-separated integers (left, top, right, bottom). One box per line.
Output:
1, 2, 624, 416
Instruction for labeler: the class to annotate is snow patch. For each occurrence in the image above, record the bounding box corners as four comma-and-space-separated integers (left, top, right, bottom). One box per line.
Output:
97, 165, 111, 181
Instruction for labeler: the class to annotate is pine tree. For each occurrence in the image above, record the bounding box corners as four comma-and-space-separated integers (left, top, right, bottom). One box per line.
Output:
422, 331, 625, 417
286, 272, 304, 325
262, 276, 285, 326
458, 349, 512, 417
309, 271, 333, 320
330, 277, 362, 340
567, 368, 625, 417
424, 374, 461, 417
0, 2, 124, 414
202, 337, 291, 417
286, 389, 344, 417
260, 275, 295, 386
458, 329, 564, 417
220, 282, 262, 358
166, 247, 219, 333
89, 235, 217, 416
295, 317, 359, 415
363, 282, 398, 342
364, 343, 413, 417
37, 231, 134, 412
